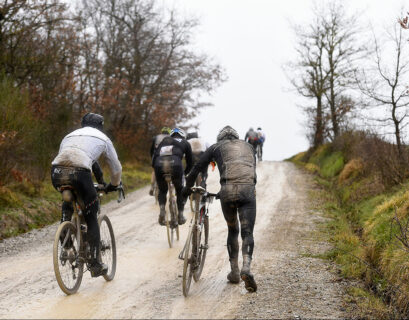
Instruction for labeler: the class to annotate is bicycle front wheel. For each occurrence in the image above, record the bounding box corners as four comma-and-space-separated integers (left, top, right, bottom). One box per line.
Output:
53, 221, 84, 295
193, 214, 209, 282
182, 227, 194, 297
98, 214, 117, 281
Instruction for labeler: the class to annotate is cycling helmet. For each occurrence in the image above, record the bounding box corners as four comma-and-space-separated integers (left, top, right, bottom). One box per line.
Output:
81, 112, 104, 131
257, 127, 262, 130
170, 127, 187, 139
187, 132, 199, 140
217, 125, 239, 142
249, 127, 254, 131
161, 127, 171, 134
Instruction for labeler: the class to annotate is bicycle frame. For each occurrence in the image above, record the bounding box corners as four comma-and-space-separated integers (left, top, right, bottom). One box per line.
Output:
179, 187, 216, 260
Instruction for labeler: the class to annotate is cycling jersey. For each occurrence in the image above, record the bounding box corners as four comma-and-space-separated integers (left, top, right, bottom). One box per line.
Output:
52, 127, 122, 185
152, 136, 193, 175
186, 139, 256, 186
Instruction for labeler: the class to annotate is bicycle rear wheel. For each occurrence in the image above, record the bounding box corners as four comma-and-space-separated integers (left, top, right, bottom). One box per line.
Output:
165, 206, 173, 248
182, 227, 194, 297
154, 183, 159, 205
53, 221, 84, 295
98, 214, 117, 281
193, 213, 209, 282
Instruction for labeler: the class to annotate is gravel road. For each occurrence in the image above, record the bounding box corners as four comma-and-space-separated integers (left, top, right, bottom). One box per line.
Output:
0, 161, 351, 319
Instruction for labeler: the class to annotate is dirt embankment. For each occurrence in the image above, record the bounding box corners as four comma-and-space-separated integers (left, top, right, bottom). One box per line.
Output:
0, 162, 353, 319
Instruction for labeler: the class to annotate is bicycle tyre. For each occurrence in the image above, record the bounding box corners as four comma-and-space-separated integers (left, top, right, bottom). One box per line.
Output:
165, 205, 173, 248
257, 145, 262, 161
98, 214, 117, 281
182, 227, 194, 297
53, 221, 84, 295
193, 214, 209, 282
154, 183, 159, 205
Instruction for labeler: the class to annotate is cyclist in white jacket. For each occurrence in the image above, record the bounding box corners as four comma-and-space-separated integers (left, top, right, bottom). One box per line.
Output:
51, 113, 122, 277
186, 131, 209, 188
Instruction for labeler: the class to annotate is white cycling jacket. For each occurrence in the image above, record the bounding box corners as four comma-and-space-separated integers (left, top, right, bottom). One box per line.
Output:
52, 127, 122, 185
188, 137, 209, 154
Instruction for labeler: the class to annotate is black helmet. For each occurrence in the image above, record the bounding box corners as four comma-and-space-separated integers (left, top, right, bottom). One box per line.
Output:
257, 127, 262, 130
187, 132, 199, 140
217, 125, 239, 142
81, 113, 104, 131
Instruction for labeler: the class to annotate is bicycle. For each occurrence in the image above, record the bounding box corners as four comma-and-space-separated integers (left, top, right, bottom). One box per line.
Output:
189, 173, 202, 212
53, 183, 125, 295
256, 143, 262, 162
179, 186, 218, 297
153, 180, 159, 205
163, 173, 180, 248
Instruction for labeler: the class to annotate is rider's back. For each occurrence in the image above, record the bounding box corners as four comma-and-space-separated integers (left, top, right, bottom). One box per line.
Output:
214, 139, 256, 185
188, 137, 207, 155
52, 127, 122, 185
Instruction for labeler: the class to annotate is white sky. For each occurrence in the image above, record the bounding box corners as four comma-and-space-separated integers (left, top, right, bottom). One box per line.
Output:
172, 0, 408, 160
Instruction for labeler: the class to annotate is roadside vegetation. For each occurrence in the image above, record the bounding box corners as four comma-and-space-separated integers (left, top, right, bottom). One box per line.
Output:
0, 162, 150, 240
0, 0, 223, 238
290, 131, 409, 318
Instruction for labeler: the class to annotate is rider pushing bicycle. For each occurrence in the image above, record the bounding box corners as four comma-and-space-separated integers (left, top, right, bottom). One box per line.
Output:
182, 125, 258, 292
51, 113, 122, 277
152, 127, 193, 227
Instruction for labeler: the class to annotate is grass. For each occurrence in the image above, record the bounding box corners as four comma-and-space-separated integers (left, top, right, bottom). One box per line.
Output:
291, 144, 406, 317
0, 162, 151, 240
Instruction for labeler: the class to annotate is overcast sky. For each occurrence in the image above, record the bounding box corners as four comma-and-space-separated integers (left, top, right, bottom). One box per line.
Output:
170, 0, 408, 160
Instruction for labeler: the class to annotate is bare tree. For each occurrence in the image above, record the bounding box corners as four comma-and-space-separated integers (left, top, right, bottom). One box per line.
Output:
288, 17, 329, 148
356, 24, 409, 161
77, 0, 224, 156
321, 2, 362, 139
286, 1, 361, 148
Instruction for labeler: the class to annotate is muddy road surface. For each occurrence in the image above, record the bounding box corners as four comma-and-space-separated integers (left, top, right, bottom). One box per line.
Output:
0, 162, 351, 319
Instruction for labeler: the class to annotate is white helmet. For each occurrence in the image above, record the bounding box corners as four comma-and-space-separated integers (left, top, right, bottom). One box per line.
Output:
170, 127, 187, 139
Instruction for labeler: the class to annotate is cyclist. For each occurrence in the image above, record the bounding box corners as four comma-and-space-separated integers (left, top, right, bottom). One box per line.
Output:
149, 127, 171, 196
186, 131, 209, 188
152, 127, 193, 226
256, 127, 265, 160
245, 127, 258, 154
182, 125, 257, 292
51, 112, 122, 277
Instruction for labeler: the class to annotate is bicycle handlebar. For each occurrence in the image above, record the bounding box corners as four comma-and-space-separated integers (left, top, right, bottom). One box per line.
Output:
94, 182, 125, 203
190, 186, 219, 200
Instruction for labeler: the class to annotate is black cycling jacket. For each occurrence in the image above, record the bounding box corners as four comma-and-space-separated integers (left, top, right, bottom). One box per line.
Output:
185, 138, 256, 189
152, 136, 193, 175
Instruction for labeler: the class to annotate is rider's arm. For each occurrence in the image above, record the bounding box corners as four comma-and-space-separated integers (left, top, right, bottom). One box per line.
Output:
185, 145, 214, 189
104, 139, 122, 186
92, 161, 105, 185
184, 141, 193, 175
150, 137, 155, 158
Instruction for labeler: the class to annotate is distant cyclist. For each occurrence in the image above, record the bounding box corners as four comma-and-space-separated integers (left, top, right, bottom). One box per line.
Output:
186, 131, 209, 188
256, 127, 265, 160
245, 127, 258, 154
51, 113, 122, 277
183, 126, 257, 292
152, 128, 193, 226
149, 127, 171, 196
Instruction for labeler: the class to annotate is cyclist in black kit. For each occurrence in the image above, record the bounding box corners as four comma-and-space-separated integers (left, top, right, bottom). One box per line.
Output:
182, 125, 257, 292
245, 127, 259, 154
152, 128, 193, 226
149, 127, 171, 196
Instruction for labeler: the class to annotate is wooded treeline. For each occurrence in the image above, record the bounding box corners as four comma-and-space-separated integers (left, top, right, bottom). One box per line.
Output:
0, 0, 223, 187
288, 2, 409, 184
